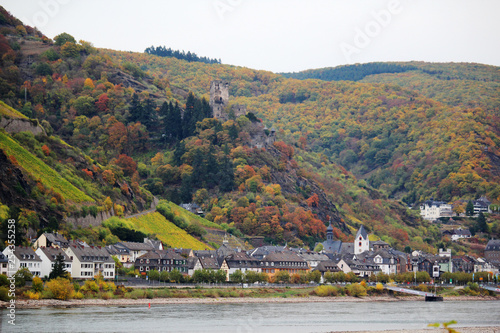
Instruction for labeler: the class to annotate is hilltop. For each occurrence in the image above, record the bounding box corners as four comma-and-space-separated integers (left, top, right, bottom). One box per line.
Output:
0, 5, 498, 255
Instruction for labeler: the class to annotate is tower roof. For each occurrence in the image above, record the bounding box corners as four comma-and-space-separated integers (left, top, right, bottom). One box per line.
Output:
327, 219, 333, 231
356, 225, 368, 240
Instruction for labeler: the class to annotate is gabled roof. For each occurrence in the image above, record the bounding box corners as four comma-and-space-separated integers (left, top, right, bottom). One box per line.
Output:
44, 232, 69, 245
297, 252, 329, 262
485, 239, 500, 251
9, 246, 41, 261
187, 257, 201, 269
261, 251, 307, 264
340, 242, 354, 254
224, 252, 260, 269
356, 225, 368, 240
371, 240, 389, 246
37, 247, 72, 262
117, 241, 154, 252
67, 245, 114, 263
199, 256, 220, 269
321, 240, 343, 254
248, 245, 287, 258
193, 250, 217, 258
314, 260, 341, 273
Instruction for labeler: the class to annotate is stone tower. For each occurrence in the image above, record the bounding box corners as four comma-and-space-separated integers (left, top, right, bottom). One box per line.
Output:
210, 80, 229, 120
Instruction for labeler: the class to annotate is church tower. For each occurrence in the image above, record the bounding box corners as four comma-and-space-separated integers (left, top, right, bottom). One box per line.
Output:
354, 225, 369, 254
326, 219, 334, 242
209, 80, 229, 120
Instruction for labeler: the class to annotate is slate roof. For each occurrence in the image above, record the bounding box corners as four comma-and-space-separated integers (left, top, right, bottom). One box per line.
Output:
199, 256, 220, 270
356, 225, 368, 240
248, 245, 287, 259
340, 242, 354, 254
37, 247, 72, 262
117, 241, 154, 252
296, 252, 330, 262
44, 233, 69, 246
321, 240, 343, 254
67, 246, 114, 263
193, 250, 217, 258
12, 246, 42, 262
261, 251, 308, 269
485, 239, 500, 252
224, 252, 260, 269
314, 260, 341, 273
187, 257, 201, 269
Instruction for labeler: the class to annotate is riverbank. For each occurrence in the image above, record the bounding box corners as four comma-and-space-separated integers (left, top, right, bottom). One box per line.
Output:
335, 328, 500, 333
1, 295, 498, 309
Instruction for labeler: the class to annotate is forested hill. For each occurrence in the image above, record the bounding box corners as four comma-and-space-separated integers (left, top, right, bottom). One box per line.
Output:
281, 63, 419, 82
0, 4, 499, 253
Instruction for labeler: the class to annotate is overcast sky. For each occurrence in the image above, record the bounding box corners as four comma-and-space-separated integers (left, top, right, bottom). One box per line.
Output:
3, 0, 499, 73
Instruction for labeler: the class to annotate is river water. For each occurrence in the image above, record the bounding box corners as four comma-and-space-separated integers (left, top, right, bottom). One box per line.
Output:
1, 300, 499, 333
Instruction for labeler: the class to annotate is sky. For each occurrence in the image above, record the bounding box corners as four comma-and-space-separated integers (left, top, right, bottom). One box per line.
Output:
3, 0, 500, 73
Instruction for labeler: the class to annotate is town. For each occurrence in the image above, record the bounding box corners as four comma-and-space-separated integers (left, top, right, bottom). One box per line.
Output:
3, 217, 499, 285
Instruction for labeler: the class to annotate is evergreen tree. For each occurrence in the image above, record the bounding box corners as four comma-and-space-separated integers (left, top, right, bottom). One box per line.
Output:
171, 102, 183, 140
218, 154, 234, 192
466, 200, 474, 216
49, 253, 66, 279
180, 176, 193, 203
477, 212, 489, 233
202, 98, 212, 118
142, 98, 157, 130
173, 141, 186, 166
128, 93, 142, 123
182, 93, 196, 138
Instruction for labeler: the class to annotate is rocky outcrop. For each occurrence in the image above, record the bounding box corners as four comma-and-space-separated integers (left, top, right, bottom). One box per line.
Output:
0, 117, 45, 135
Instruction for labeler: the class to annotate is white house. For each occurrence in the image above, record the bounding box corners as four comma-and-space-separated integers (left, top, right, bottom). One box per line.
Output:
0, 253, 9, 275
65, 245, 115, 279
420, 200, 453, 221
222, 252, 261, 281
2, 246, 42, 276
35, 247, 72, 278
474, 196, 491, 215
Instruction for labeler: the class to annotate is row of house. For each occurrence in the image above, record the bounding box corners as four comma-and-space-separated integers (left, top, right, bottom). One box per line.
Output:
5, 227, 500, 282
2, 244, 115, 279
420, 196, 492, 221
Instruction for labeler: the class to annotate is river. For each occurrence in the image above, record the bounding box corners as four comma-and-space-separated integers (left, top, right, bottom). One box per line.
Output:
1, 300, 499, 333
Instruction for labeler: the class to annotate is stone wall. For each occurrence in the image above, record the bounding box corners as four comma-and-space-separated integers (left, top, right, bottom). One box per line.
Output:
66, 196, 160, 228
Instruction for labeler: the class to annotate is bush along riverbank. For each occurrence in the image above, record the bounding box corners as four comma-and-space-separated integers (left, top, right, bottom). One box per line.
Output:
1, 272, 498, 308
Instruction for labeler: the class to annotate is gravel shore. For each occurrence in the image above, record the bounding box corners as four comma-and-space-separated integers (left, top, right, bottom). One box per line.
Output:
333, 328, 500, 333
1, 295, 497, 309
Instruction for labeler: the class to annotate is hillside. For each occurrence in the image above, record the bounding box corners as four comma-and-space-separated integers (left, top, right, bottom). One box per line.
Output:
0, 5, 498, 255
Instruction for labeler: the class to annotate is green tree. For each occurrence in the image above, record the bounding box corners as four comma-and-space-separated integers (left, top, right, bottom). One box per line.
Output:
214, 269, 227, 283
49, 253, 67, 279
274, 270, 290, 283
476, 212, 489, 233
160, 270, 170, 282
466, 201, 474, 216
169, 269, 182, 283
229, 270, 244, 283
148, 269, 160, 281
307, 270, 322, 283
54, 32, 76, 46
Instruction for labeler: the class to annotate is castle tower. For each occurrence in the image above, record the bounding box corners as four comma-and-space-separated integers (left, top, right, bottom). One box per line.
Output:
210, 80, 229, 120
354, 225, 369, 254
